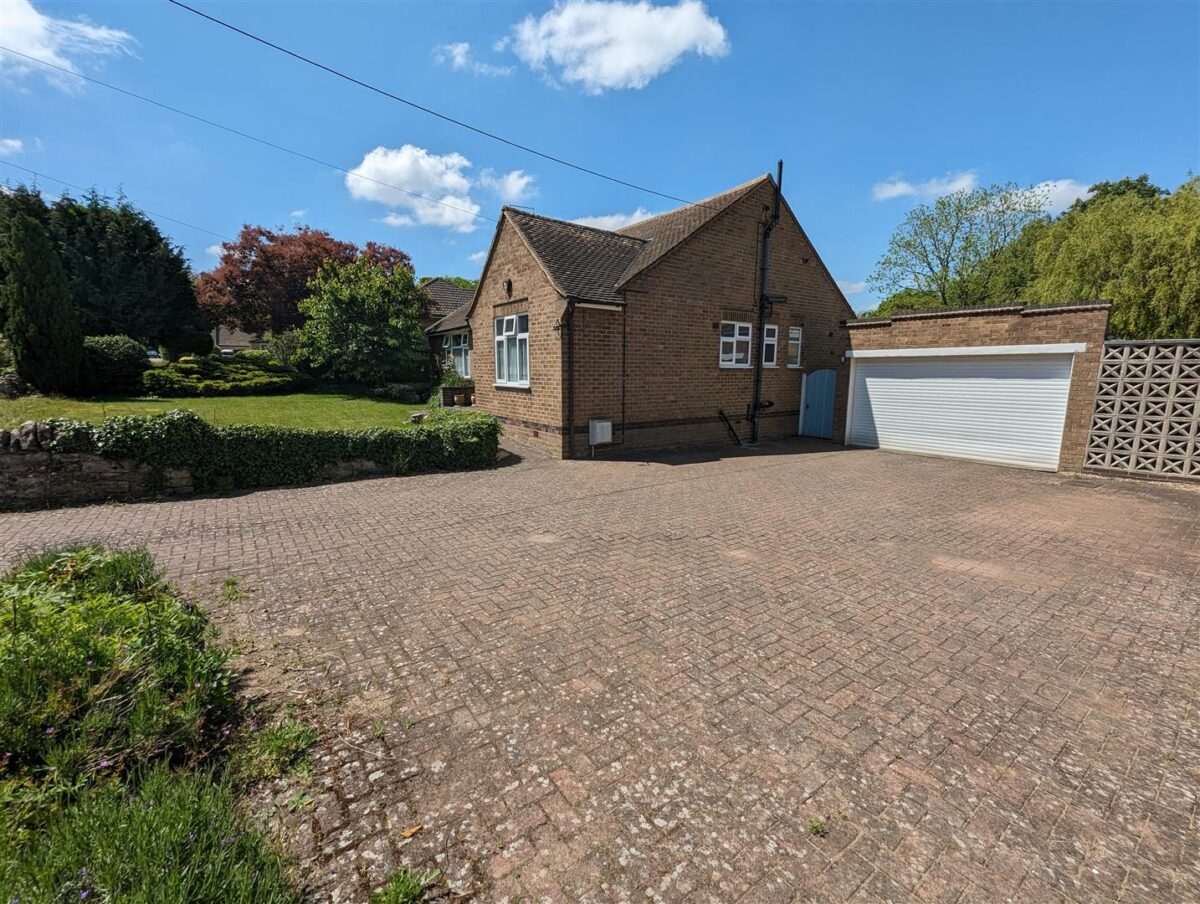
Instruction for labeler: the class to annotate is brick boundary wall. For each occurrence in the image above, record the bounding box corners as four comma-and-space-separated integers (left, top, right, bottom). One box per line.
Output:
845, 302, 1112, 472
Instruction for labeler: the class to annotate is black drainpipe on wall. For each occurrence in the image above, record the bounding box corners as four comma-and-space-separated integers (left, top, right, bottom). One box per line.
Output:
749, 159, 784, 444
563, 299, 576, 459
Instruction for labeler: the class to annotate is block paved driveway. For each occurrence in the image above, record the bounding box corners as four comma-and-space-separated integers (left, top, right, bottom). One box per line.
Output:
3, 441, 1198, 903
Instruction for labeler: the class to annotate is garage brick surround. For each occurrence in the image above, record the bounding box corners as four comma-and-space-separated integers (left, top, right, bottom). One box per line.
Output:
845, 303, 1112, 472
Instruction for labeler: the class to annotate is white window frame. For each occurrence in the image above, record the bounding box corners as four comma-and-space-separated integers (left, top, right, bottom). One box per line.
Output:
787, 326, 803, 369
762, 324, 779, 367
494, 313, 529, 387
719, 320, 753, 369
442, 331, 471, 379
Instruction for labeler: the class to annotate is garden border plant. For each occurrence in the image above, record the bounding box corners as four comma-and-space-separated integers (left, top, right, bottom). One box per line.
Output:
39, 407, 501, 495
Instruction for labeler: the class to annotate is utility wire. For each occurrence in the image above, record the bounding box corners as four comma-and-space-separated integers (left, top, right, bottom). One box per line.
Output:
0, 160, 233, 242
0, 46, 495, 226
165, 0, 739, 216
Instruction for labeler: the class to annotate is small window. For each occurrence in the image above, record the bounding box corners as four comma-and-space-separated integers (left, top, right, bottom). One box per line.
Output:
719, 321, 752, 368
763, 324, 778, 367
787, 327, 803, 368
443, 332, 470, 379
494, 314, 529, 387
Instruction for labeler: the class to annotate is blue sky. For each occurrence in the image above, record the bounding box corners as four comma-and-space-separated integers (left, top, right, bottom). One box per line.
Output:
2, 0, 1197, 311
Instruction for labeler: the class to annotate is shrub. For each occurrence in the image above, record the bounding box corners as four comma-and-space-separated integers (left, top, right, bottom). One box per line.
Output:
1, 765, 300, 904
82, 334, 149, 395
159, 326, 214, 361
43, 408, 501, 492
234, 349, 274, 365
269, 330, 301, 368
0, 546, 235, 796
371, 382, 422, 403
143, 353, 309, 397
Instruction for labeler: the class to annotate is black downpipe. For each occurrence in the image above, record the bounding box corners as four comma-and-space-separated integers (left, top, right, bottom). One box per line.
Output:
749, 160, 783, 444
564, 300, 576, 459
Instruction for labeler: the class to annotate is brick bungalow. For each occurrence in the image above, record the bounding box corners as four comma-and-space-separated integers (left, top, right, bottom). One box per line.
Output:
423, 277, 475, 377
459, 174, 853, 458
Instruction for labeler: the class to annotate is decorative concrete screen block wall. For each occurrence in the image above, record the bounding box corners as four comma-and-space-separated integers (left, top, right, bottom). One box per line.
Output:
1085, 340, 1200, 481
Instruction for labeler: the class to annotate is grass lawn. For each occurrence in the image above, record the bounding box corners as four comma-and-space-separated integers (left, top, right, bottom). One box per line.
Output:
0, 389, 426, 430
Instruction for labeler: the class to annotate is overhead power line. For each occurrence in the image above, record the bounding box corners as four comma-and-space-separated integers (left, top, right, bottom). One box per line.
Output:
0, 46, 495, 226
165, 0, 736, 216
1, 160, 232, 242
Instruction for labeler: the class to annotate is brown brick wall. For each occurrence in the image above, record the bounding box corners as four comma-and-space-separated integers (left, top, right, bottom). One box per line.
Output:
468, 218, 567, 457
846, 306, 1110, 471
569, 180, 854, 457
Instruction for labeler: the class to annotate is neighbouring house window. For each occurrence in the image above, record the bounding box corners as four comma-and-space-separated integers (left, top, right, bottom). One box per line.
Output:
719, 321, 752, 368
787, 327, 803, 368
763, 324, 779, 367
494, 313, 529, 387
442, 332, 471, 379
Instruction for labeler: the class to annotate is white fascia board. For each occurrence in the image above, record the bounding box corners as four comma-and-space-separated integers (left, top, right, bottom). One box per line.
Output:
846, 343, 1086, 360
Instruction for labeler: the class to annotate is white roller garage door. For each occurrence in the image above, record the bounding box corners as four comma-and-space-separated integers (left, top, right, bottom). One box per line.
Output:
847, 346, 1079, 470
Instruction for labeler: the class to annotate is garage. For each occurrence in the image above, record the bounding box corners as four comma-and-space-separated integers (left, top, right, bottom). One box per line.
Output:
845, 344, 1084, 470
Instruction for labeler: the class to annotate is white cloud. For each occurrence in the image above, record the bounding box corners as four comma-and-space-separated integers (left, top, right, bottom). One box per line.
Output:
0, 0, 135, 92
289, 208, 307, 219
479, 168, 537, 204
0, 138, 23, 156
1026, 178, 1092, 214
511, 0, 729, 94
205, 244, 223, 257
433, 41, 514, 77
572, 206, 657, 230
872, 169, 979, 202
347, 145, 482, 233
469, 250, 487, 263
837, 280, 867, 296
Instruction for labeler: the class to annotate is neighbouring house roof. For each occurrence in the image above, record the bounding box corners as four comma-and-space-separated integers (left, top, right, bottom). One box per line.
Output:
420, 277, 475, 319
497, 174, 772, 308
212, 325, 267, 349
427, 303, 471, 335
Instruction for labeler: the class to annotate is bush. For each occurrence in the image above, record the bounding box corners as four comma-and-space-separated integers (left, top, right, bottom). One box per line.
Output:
160, 326, 214, 361
44, 408, 501, 492
82, 334, 149, 395
371, 382, 423, 403
143, 353, 310, 397
234, 349, 274, 365
0, 547, 235, 795
1, 765, 300, 904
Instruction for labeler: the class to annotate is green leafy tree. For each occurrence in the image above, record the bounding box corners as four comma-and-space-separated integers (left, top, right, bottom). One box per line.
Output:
0, 212, 83, 393
48, 190, 204, 345
869, 183, 1047, 308
1069, 174, 1167, 214
297, 257, 428, 384
1024, 178, 1199, 339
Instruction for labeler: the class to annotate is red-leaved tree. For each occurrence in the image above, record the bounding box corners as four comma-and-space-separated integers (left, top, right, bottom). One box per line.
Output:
197, 226, 413, 335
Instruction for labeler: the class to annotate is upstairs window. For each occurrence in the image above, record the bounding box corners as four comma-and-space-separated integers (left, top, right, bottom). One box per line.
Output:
787, 327, 803, 368
494, 313, 529, 387
763, 324, 779, 367
719, 321, 752, 368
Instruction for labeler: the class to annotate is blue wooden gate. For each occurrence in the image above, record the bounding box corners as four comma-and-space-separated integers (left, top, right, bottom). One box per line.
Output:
800, 369, 836, 439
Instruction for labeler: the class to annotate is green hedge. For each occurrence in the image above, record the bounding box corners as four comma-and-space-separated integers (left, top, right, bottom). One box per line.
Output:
82, 335, 150, 396
142, 353, 311, 398
44, 408, 500, 492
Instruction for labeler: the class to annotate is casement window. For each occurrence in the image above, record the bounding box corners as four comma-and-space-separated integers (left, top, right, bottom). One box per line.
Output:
442, 332, 471, 379
787, 327, 803, 368
494, 313, 529, 387
762, 324, 779, 367
719, 321, 752, 368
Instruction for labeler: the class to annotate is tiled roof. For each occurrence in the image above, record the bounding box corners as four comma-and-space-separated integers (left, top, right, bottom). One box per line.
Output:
427, 303, 470, 335
503, 208, 646, 306
615, 175, 771, 285
421, 278, 475, 318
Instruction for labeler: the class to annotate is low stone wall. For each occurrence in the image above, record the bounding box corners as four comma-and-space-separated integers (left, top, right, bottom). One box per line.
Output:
0, 420, 391, 510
